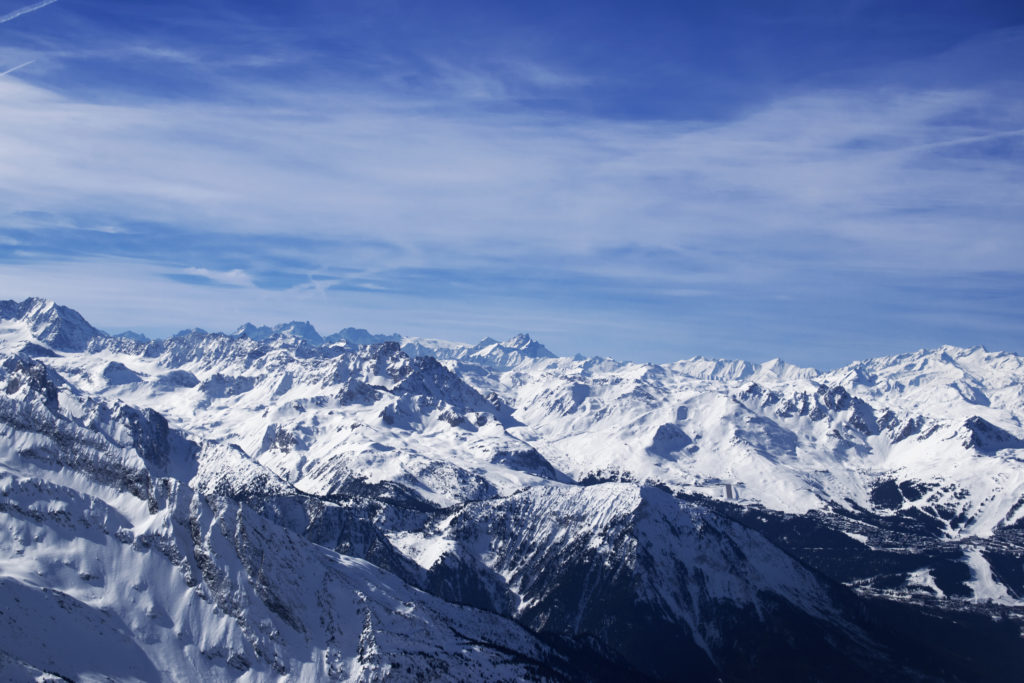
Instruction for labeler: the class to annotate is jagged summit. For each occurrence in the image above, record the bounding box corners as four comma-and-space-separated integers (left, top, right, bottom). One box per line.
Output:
0, 297, 1017, 380
458, 333, 556, 369
114, 330, 150, 343
172, 327, 210, 338
234, 322, 272, 340
503, 332, 556, 357
471, 336, 500, 348
0, 298, 566, 371
229, 321, 557, 370
0, 296, 107, 351
235, 320, 324, 344
324, 327, 402, 346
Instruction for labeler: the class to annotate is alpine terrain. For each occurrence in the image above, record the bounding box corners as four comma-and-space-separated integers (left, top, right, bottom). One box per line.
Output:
1, 296, 1023, 681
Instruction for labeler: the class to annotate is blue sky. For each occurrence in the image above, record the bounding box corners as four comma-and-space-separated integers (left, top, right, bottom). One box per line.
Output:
0, 0, 1022, 367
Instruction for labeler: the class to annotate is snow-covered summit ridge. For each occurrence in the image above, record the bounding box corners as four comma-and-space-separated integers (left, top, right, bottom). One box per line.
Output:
3, 296, 1023, 536
227, 313, 555, 369
0, 297, 107, 351
0, 297, 561, 370
235, 320, 325, 344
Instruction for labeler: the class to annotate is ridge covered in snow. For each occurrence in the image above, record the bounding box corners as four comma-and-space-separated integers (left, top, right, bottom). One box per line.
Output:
2, 297, 1023, 681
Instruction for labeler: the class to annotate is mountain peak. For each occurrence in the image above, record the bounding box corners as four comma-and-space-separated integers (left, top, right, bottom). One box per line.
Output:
114, 330, 150, 343
505, 332, 533, 347
457, 332, 555, 369
172, 327, 210, 338
0, 297, 106, 351
276, 320, 323, 344
325, 327, 402, 346
234, 322, 268, 339
234, 320, 323, 344
503, 333, 555, 357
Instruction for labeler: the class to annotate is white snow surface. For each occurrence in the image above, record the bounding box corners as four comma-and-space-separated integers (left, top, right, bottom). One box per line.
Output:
2, 304, 1023, 541
0, 351, 558, 681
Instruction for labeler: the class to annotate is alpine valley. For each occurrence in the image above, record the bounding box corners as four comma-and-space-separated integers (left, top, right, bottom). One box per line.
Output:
2, 296, 1023, 682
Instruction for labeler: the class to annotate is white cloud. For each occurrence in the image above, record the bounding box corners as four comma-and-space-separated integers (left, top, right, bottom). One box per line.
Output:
0, 59, 34, 77
0, 0, 59, 25
179, 267, 254, 288
0, 61, 1020, 290
0, 13, 1019, 366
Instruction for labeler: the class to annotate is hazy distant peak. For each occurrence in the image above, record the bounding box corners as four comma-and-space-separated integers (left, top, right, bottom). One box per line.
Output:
504, 333, 555, 357
172, 327, 210, 338
324, 327, 402, 346
235, 320, 323, 344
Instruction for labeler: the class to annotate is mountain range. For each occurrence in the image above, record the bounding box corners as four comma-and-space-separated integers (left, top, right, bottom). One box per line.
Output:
1, 296, 1022, 681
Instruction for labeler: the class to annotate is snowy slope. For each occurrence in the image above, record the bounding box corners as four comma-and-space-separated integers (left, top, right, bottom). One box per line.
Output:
475, 350, 1024, 540
0, 353, 563, 681
3, 297, 1023, 546
388, 482, 892, 681
3, 296, 1024, 539
2, 297, 1023, 681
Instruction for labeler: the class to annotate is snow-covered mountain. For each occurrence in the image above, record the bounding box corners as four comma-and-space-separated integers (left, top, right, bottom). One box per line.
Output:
235, 320, 326, 345
0, 354, 560, 681
2, 297, 1023, 681
230, 318, 555, 372
0, 297, 107, 351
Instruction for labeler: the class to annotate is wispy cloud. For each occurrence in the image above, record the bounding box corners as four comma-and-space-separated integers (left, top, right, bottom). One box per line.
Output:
0, 13, 1020, 365
0, 59, 33, 77
178, 267, 254, 288
0, 0, 58, 25
0, 76, 1019, 277
909, 127, 1024, 152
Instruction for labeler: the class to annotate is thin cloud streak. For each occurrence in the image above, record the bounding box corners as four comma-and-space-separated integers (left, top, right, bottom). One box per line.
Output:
0, 0, 59, 24
0, 59, 33, 77
908, 127, 1024, 152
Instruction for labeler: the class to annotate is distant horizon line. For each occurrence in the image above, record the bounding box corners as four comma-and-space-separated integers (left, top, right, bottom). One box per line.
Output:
3, 295, 1016, 373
